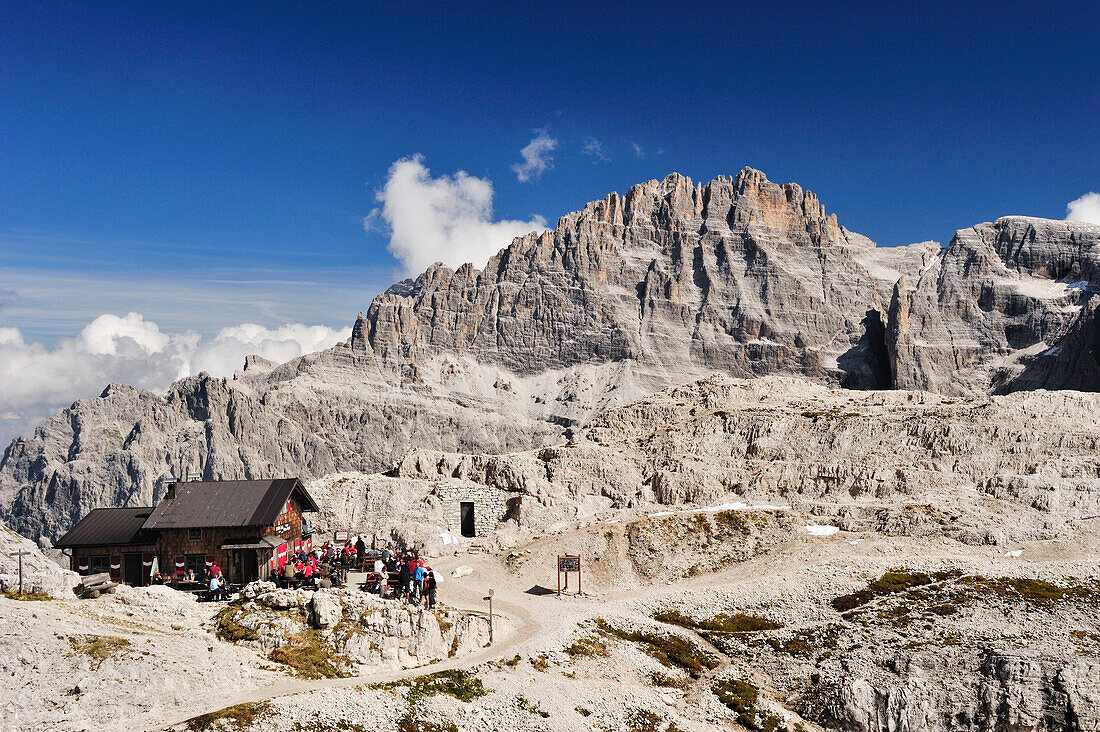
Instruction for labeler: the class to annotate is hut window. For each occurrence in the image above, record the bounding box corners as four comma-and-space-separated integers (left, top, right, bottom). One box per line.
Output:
185, 554, 206, 579
189, 528, 202, 541
91, 555, 110, 574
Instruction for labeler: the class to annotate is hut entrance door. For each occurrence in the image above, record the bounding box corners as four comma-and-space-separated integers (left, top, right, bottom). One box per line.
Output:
460, 502, 476, 537
241, 550, 259, 583
122, 553, 142, 586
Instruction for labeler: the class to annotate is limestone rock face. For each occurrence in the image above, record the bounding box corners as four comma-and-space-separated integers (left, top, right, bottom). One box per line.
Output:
1, 168, 1099, 544
391, 375, 1100, 545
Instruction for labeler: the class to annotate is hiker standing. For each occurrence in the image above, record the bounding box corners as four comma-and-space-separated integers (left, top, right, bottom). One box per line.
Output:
397, 558, 410, 600
355, 536, 368, 571
425, 568, 437, 609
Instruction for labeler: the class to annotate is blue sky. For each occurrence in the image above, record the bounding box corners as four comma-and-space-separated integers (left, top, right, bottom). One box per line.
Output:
0, 1, 1098, 440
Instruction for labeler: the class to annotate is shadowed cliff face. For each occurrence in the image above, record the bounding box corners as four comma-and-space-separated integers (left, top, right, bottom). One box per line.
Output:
2, 168, 1099, 544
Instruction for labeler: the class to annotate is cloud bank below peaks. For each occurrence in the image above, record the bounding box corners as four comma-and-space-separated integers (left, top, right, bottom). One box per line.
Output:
369, 155, 548, 277
0, 313, 349, 444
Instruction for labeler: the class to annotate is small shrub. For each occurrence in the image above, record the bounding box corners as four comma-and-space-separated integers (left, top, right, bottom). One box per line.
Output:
531, 654, 550, 671
516, 695, 550, 718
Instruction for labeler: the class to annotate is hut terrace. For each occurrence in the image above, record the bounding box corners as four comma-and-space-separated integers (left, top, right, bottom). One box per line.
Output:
54, 477, 318, 587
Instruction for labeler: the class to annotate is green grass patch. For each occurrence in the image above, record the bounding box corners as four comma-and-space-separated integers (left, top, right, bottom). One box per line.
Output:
832, 569, 961, 611
396, 713, 459, 732
184, 702, 271, 731
766, 625, 841, 658
1, 589, 52, 601
712, 677, 786, 732
269, 630, 348, 679
214, 604, 260, 643
68, 635, 131, 670
654, 609, 782, 633
375, 669, 487, 704
596, 619, 718, 678
564, 634, 609, 658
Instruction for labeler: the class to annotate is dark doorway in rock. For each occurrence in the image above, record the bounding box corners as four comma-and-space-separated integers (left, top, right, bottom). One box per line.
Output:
460, 502, 476, 538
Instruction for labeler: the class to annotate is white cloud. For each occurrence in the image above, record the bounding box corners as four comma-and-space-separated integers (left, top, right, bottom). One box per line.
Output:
1066, 192, 1100, 224
582, 136, 609, 162
370, 155, 547, 276
511, 129, 558, 182
630, 141, 644, 159
0, 314, 349, 445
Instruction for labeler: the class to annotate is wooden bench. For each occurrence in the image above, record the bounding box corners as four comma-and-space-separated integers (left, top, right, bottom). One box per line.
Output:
75, 572, 118, 599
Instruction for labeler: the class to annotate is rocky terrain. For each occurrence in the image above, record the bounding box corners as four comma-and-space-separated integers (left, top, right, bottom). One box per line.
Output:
298, 374, 1100, 557
2, 168, 1099, 545
2, 373, 1100, 730
147, 517, 1100, 732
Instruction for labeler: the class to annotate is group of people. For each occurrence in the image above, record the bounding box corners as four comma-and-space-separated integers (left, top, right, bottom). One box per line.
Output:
207, 560, 228, 600
278, 545, 346, 589
369, 544, 438, 609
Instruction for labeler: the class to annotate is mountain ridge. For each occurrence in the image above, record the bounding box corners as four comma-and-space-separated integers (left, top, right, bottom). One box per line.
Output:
2, 167, 1099, 544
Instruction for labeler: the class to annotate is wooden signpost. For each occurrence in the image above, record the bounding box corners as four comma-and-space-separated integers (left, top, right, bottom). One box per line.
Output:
557, 555, 581, 596
483, 588, 495, 644
8, 549, 30, 596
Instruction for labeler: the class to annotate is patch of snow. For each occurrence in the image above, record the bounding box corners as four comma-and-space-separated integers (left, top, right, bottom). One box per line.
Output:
922, 251, 943, 273
805, 524, 840, 537
1004, 550, 1024, 558
849, 538, 864, 545
1012, 277, 1092, 300
439, 532, 461, 546
451, 565, 473, 578
647, 502, 791, 518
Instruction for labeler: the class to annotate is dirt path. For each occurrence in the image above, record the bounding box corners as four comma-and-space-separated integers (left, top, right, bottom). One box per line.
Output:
150, 589, 540, 732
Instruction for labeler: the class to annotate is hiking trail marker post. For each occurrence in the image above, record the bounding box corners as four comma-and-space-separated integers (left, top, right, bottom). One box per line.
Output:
8, 549, 31, 596
483, 588, 494, 644
557, 555, 581, 596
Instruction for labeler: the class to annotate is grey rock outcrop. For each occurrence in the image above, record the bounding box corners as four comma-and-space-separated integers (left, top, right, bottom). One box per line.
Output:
2, 168, 1099, 544
229, 586, 495, 672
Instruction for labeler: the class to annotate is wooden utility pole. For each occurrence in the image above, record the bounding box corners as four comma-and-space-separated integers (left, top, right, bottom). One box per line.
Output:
9, 550, 31, 596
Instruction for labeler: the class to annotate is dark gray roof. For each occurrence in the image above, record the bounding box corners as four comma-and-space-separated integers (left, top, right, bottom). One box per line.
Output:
143, 478, 318, 530
54, 507, 154, 548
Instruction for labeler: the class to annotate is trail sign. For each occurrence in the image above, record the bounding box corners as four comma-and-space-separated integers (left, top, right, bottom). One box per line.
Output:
557, 555, 581, 596
558, 556, 580, 572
